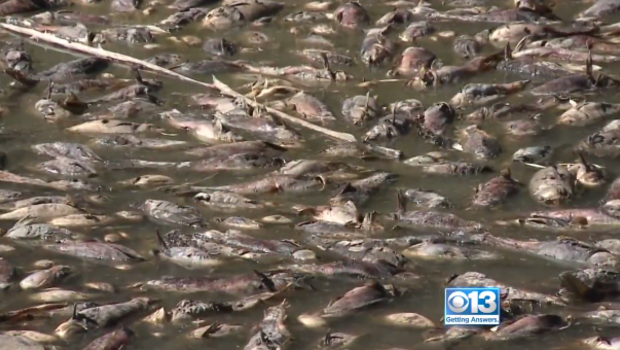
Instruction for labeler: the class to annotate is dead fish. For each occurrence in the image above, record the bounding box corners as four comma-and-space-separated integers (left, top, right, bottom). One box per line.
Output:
392, 190, 483, 232
117, 175, 173, 188
185, 140, 286, 158
32, 142, 101, 163
188, 323, 243, 338
559, 154, 606, 187
518, 208, 620, 229
504, 114, 544, 136
244, 301, 292, 350
203, 0, 284, 29
136, 270, 297, 294
558, 268, 620, 302
276, 159, 354, 178
159, 7, 208, 28
331, 172, 397, 206
80, 328, 134, 350
363, 111, 414, 142
578, 0, 620, 20
404, 153, 492, 175
453, 35, 481, 58
0, 334, 47, 350
299, 201, 362, 227
402, 188, 452, 208
489, 23, 594, 44
458, 125, 502, 160
376, 7, 415, 26
403, 241, 500, 260
35, 156, 98, 177
0, 203, 83, 221
203, 37, 237, 57
215, 216, 262, 230
33, 22, 94, 44
487, 314, 569, 340
558, 100, 620, 126
0, 258, 16, 290
56, 298, 157, 338
530, 54, 620, 96
160, 109, 243, 143
529, 165, 575, 205
412, 51, 502, 87
99, 26, 155, 44
0, 195, 73, 211
341, 94, 380, 125
581, 335, 620, 349
287, 91, 335, 122
298, 281, 395, 328
297, 49, 355, 67
481, 234, 617, 267
316, 330, 360, 349
388, 46, 436, 77
417, 102, 456, 136
361, 26, 397, 66
193, 190, 263, 209
145, 53, 185, 67
43, 241, 145, 262
19, 265, 72, 290
34, 57, 109, 83
168, 0, 217, 11
472, 169, 522, 208
333, 1, 369, 28
152, 230, 225, 268
447, 271, 564, 305
172, 288, 285, 322
513, 146, 553, 165
382, 313, 434, 329
466, 98, 559, 121
603, 174, 620, 203
111, 0, 139, 11
48, 213, 120, 228
141, 199, 206, 228
4, 223, 77, 240
29, 288, 96, 303
68, 119, 162, 134
197, 229, 300, 258
171, 59, 246, 75
449, 80, 530, 107
399, 21, 435, 42
577, 120, 620, 158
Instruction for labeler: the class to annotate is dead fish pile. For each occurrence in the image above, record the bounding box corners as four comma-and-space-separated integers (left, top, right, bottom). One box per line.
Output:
4, 0, 620, 350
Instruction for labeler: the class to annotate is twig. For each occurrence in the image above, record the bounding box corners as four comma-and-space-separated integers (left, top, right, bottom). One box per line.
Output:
0, 22, 215, 89
212, 75, 357, 143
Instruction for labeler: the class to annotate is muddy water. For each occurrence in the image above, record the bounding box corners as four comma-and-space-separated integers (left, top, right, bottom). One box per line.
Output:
1, 0, 620, 349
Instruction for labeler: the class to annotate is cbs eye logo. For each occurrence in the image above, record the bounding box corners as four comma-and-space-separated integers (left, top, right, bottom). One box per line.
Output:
447, 291, 470, 313
446, 289, 498, 314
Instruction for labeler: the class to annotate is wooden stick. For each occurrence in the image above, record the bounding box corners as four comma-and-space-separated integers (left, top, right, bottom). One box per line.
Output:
0, 23, 361, 143
0, 22, 215, 89
212, 75, 357, 143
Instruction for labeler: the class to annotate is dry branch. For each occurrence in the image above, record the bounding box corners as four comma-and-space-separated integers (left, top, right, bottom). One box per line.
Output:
0, 22, 363, 143
0, 22, 215, 89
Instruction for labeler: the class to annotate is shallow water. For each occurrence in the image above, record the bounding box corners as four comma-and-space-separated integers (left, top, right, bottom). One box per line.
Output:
1, 0, 620, 349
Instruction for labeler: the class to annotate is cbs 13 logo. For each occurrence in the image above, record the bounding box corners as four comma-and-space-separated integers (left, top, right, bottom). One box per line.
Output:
445, 287, 501, 316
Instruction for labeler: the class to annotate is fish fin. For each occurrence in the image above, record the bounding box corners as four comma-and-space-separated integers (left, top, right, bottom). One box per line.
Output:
396, 189, 407, 213
155, 229, 168, 250
521, 162, 546, 169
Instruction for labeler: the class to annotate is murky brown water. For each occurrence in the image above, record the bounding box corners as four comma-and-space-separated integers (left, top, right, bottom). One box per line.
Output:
3, 0, 620, 349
